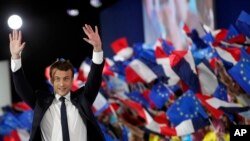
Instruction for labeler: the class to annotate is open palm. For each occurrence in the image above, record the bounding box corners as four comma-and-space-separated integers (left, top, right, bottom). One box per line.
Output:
82, 24, 102, 52
9, 30, 25, 59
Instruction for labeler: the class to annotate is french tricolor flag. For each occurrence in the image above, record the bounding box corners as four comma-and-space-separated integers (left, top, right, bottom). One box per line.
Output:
103, 58, 117, 77
118, 97, 205, 137
3, 129, 30, 141
197, 61, 218, 95
213, 46, 240, 66
155, 47, 180, 85
77, 59, 91, 83
196, 94, 250, 119
92, 92, 110, 116
125, 59, 157, 84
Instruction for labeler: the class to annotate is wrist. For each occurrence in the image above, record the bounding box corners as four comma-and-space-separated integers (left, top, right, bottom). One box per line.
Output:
11, 55, 21, 59
93, 47, 102, 52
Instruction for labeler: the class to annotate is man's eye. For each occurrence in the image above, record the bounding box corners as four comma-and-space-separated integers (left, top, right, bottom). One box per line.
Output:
55, 78, 60, 81
64, 77, 70, 81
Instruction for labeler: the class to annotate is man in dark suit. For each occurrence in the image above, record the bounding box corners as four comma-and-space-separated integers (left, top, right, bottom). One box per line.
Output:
9, 24, 105, 141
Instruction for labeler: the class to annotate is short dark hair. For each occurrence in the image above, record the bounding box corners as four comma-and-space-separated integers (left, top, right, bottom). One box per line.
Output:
49, 58, 74, 82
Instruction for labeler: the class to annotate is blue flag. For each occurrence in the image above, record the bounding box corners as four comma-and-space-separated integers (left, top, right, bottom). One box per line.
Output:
226, 25, 240, 40
17, 110, 33, 132
0, 112, 21, 135
167, 90, 209, 126
213, 83, 228, 101
149, 81, 172, 109
162, 39, 174, 55
236, 10, 250, 38
228, 48, 250, 95
172, 58, 200, 93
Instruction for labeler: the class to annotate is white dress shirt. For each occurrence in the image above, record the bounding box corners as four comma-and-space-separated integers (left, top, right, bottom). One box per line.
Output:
41, 93, 87, 141
11, 51, 103, 141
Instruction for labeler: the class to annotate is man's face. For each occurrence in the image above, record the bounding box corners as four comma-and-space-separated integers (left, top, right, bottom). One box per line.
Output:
51, 69, 73, 96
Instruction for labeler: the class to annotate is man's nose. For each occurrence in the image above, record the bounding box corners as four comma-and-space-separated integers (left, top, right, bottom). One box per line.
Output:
59, 80, 64, 86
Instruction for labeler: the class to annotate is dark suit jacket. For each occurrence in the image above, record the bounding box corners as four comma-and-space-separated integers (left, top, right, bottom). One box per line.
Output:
12, 61, 105, 141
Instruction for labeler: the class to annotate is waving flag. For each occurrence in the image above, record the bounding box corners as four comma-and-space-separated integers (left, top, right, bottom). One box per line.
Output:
189, 30, 209, 49
149, 82, 173, 109
12, 102, 31, 112
225, 25, 246, 44
197, 61, 218, 95
236, 10, 250, 38
167, 90, 209, 126
155, 47, 180, 85
172, 50, 200, 93
213, 46, 238, 68
17, 110, 33, 131
111, 37, 133, 61
125, 59, 157, 84
228, 48, 250, 95
143, 104, 208, 137
77, 58, 91, 82
213, 83, 228, 102
196, 93, 250, 121
3, 129, 30, 141
110, 60, 129, 77
103, 58, 116, 77
92, 92, 110, 116
0, 112, 21, 135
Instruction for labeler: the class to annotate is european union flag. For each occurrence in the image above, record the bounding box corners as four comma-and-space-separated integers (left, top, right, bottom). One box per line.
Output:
166, 90, 209, 126
236, 11, 250, 38
228, 48, 250, 95
149, 81, 172, 109
213, 83, 228, 101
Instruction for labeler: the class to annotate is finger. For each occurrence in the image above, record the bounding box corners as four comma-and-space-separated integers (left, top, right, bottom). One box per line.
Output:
9, 33, 12, 41
84, 24, 91, 33
83, 25, 91, 34
82, 26, 90, 37
13, 30, 17, 40
12, 30, 15, 40
87, 24, 94, 33
20, 42, 26, 50
95, 26, 99, 34
18, 31, 22, 41
83, 38, 91, 44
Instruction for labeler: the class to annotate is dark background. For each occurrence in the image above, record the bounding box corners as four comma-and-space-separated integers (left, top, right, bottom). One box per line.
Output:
0, 0, 250, 103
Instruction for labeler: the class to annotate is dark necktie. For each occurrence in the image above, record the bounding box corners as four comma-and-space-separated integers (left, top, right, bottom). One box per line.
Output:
59, 97, 70, 141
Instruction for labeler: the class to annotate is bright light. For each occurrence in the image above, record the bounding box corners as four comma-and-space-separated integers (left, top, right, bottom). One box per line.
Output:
90, 0, 102, 8
67, 9, 79, 17
8, 15, 23, 30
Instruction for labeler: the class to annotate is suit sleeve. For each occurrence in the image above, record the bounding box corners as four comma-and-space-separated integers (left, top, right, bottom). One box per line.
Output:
12, 68, 37, 108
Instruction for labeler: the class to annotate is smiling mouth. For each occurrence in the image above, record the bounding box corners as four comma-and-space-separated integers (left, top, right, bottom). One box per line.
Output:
58, 88, 66, 91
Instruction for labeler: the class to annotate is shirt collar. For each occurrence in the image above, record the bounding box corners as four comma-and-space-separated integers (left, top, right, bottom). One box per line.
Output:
55, 92, 71, 102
